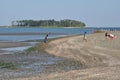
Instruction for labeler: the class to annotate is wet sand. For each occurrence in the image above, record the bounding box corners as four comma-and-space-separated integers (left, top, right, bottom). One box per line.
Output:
0, 41, 80, 79
12, 31, 120, 80
0, 42, 30, 48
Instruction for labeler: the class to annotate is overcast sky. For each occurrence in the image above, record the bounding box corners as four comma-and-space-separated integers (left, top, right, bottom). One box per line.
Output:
0, 0, 120, 27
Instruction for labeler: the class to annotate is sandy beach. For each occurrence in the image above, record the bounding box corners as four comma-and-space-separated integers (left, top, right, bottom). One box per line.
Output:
0, 31, 120, 80
10, 31, 120, 80
43, 31, 120, 80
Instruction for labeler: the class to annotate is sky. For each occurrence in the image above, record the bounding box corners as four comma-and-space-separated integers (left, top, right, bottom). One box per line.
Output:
0, 0, 120, 27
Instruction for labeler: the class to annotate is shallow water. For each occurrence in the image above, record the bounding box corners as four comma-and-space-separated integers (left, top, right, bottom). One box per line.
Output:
0, 28, 94, 41
0, 42, 38, 55
0, 46, 32, 51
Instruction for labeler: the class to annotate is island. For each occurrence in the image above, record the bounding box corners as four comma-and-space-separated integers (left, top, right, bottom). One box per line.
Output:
11, 19, 86, 28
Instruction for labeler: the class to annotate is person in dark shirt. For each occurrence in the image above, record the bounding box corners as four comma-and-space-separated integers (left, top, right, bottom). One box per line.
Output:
43, 33, 49, 43
105, 32, 108, 39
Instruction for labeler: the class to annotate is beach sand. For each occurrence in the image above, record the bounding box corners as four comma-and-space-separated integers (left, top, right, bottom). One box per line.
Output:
3, 31, 120, 80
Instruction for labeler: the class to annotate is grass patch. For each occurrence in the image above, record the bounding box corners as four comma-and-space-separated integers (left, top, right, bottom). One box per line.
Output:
27, 46, 40, 51
0, 62, 18, 69
26, 42, 48, 51
94, 30, 105, 33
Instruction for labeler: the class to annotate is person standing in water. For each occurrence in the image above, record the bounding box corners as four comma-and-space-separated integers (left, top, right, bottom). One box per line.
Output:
83, 32, 87, 42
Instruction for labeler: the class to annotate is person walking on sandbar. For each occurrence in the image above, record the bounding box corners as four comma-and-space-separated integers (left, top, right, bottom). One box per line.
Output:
83, 32, 87, 42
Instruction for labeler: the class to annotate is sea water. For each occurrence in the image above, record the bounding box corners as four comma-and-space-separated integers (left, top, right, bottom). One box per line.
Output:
0, 27, 95, 41
0, 27, 119, 52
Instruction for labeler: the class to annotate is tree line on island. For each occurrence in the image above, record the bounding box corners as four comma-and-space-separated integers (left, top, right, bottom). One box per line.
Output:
11, 19, 86, 27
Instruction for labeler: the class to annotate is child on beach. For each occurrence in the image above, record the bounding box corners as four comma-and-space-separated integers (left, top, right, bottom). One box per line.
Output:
83, 32, 87, 42
43, 33, 49, 43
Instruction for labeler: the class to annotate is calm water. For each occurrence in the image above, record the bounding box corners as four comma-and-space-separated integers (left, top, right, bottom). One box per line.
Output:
0, 28, 95, 41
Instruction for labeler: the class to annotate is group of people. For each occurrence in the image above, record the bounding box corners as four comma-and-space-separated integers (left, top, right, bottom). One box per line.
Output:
43, 32, 88, 44
82, 31, 116, 42
43, 31, 116, 44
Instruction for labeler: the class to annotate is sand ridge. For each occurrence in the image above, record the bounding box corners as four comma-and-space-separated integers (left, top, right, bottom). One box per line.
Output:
12, 31, 120, 80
